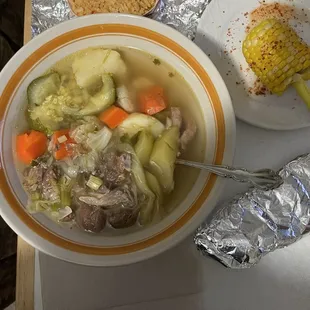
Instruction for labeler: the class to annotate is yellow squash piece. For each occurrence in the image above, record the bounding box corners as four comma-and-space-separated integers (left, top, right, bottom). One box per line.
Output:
243, 19, 310, 107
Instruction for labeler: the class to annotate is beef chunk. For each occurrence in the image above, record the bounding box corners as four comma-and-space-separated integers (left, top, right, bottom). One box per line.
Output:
108, 207, 139, 229
76, 205, 106, 233
98, 151, 131, 187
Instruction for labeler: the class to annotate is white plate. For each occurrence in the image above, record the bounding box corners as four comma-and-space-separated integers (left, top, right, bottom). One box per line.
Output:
195, 0, 310, 130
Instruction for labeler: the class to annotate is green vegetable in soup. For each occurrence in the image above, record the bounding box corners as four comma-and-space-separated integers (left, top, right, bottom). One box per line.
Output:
145, 171, 163, 217
86, 126, 112, 152
118, 113, 165, 139
153, 110, 171, 123
29, 86, 81, 131
27, 110, 52, 135
73, 150, 99, 173
27, 72, 61, 107
131, 156, 155, 226
78, 74, 116, 116
117, 143, 155, 226
86, 175, 103, 191
149, 126, 179, 193
59, 175, 75, 207
27, 72, 61, 134
134, 131, 154, 167
70, 116, 101, 145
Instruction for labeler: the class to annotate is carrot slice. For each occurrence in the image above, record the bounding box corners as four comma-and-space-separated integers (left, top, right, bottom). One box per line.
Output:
26, 131, 48, 158
54, 145, 70, 160
139, 86, 167, 115
99, 106, 129, 129
52, 129, 75, 160
16, 134, 34, 164
52, 129, 74, 144
16, 131, 47, 164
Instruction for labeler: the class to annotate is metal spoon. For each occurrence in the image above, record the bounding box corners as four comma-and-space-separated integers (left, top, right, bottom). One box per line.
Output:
176, 159, 283, 190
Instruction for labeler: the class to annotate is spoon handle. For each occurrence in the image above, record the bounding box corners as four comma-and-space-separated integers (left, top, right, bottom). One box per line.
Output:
176, 159, 283, 190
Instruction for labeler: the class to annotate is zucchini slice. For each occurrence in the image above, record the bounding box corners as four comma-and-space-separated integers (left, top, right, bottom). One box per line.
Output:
27, 72, 60, 107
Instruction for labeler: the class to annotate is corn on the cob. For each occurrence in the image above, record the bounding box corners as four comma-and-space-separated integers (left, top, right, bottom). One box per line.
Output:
243, 18, 310, 108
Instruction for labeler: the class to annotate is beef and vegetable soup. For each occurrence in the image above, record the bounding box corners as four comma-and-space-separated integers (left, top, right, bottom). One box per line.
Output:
15, 47, 206, 233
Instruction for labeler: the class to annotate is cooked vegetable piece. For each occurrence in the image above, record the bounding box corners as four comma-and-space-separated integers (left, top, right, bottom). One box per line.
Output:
118, 113, 165, 138
16, 134, 35, 164
86, 126, 112, 151
134, 130, 154, 167
117, 143, 155, 225
70, 116, 101, 145
59, 175, 75, 207
27, 111, 52, 135
131, 156, 155, 225
72, 49, 127, 89
73, 150, 99, 173
55, 206, 73, 221
30, 192, 41, 201
78, 74, 116, 116
243, 18, 310, 107
139, 86, 167, 115
145, 171, 163, 216
27, 73, 61, 134
154, 110, 171, 123
52, 129, 75, 160
149, 126, 179, 193
27, 72, 60, 107
116, 85, 135, 113
86, 175, 103, 191
29, 86, 82, 132
99, 106, 129, 129
79, 185, 136, 208
52, 129, 73, 144
16, 130, 48, 164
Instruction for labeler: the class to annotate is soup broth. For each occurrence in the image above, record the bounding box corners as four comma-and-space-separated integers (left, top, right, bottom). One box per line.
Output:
15, 46, 206, 235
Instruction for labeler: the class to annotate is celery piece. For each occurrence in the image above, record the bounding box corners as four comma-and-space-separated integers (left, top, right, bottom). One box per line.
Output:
134, 131, 154, 167
145, 171, 164, 217
86, 175, 103, 191
59, 176, 75, 207
149, 126, 179, 193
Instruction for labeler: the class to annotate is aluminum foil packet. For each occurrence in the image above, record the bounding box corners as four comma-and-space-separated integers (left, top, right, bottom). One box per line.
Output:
31, 0, 211, 40
194, 154, 310, 269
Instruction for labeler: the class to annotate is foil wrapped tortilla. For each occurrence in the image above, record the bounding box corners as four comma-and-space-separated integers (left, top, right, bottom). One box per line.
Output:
31, 0, 211, 40
195, 154, 310, 269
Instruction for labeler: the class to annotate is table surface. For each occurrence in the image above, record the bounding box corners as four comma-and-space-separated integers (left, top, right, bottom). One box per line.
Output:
18, 1, 310, 309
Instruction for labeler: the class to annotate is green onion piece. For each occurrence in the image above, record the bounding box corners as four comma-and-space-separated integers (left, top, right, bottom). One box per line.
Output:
60, 189, 71, 208
30, 192, 41, 201
86, 175, 103, 191
59, 176, 75, 207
